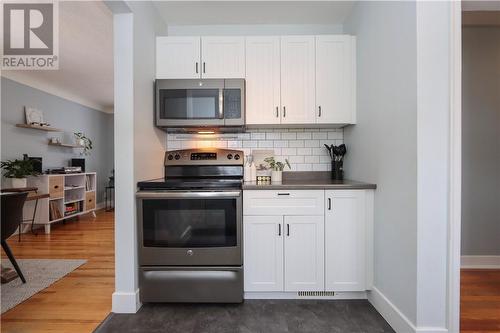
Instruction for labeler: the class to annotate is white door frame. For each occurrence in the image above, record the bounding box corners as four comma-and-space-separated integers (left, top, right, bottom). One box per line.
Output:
448, 1, 462, 332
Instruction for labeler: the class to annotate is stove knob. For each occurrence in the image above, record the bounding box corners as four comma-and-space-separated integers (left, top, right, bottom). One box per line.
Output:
174, 154, 180, 160
227, 154, 233, 160
167, 154, 173, 160
187, 250, 193, 256
234, 154, 240, 160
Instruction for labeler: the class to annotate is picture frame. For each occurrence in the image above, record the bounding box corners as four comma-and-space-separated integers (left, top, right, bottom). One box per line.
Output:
25, 107, 44, 125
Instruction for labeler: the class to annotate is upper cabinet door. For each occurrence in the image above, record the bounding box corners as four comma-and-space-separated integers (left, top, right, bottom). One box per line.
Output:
316, 36, 356, 124
324, 190, 366, 291
280, 36, 316, 124
156, 37, 201, 79
201, 37, 245, 78
284, 215, 324, 291
245, 37, 281, 125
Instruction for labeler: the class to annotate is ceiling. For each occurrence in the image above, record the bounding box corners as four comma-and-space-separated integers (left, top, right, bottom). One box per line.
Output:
152, 1, 356, 25
2, 1, 114, 113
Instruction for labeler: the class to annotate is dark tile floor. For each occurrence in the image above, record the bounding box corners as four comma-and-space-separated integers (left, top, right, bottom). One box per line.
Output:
95, 300, 395, 333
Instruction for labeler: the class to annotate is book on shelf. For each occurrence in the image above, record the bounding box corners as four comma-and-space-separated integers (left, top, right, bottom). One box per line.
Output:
49, 201, 63, 220
85, 175, 92, 191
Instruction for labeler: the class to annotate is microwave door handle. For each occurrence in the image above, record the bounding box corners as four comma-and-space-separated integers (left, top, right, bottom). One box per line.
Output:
218, 89, 224, 119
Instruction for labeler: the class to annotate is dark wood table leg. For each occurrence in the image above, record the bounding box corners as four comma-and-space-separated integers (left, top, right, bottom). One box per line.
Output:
1, 240, 26, 283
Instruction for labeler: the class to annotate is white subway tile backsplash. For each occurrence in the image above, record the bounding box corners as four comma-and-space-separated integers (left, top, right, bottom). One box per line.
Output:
266, 132, 281, 140
166, 128, 343, 172
297, 148, 312, 155
289, 140, 305, 148
296, 132, 312, 140
312, 132, 328, 140
281, 132, 297, 140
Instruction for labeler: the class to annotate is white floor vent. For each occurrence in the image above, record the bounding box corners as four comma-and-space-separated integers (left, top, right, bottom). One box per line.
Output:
298, 291, 335, 297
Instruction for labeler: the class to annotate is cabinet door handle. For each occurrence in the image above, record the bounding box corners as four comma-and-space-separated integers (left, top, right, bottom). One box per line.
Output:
203, 62, 206, 73
287, 224, 290, 236
318, 105, 322, 117
277, 193, 290, 196
283, 106, 286, 117
278, 224, 281, 236
276, 106, 279, 118
196, 62, 199, 74
328, 198, 332, 210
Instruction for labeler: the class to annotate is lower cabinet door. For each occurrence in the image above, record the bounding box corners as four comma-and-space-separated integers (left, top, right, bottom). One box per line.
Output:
325, 190, 366, 291
244, 215, 283, 292
284, 215, 324, 291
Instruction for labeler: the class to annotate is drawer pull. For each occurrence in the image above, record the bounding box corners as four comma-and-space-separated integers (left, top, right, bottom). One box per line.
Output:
278, 224, 281, 236
54, 185, 59, 189
287, 224, 290, 236
328, 198, 332, 210
277, 193, 290, 196
89, 199, 93, 202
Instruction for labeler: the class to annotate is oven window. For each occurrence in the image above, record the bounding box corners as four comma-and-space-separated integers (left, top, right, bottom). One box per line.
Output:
159, 89, 219, 119
142, 198, 237, 248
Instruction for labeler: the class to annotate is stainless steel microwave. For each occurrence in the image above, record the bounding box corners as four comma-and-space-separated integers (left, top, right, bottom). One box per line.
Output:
155, 79, 245, 131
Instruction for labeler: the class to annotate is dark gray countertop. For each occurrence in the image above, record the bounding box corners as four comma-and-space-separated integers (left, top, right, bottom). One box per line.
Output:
242, 172, 377, 190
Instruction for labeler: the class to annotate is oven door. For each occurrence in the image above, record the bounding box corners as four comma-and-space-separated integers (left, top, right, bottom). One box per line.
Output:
137, 191, 242, 266
156, 79, 225, 127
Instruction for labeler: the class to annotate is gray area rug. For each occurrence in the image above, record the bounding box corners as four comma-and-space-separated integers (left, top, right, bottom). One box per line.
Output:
1, 259, 87, 313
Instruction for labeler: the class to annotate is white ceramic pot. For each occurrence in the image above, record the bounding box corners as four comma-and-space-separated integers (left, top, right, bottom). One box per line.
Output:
271, 170, 282, 183
11, 178, 27, 188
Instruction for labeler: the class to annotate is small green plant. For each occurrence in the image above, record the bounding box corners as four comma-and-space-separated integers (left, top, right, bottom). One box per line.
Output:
0, 159, 40, 178
264, 157, 291, 171
74, 132, 93, 155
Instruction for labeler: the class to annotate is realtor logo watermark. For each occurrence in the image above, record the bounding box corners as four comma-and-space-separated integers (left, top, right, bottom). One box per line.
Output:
1, 1, 59, 70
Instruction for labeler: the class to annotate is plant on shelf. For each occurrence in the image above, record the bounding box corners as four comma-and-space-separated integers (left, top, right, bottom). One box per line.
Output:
74, 132, 93, 155
0, 159, 40, 188
264, 157, 291, 183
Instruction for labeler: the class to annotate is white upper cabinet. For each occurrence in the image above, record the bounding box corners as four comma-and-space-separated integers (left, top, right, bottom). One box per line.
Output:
245, 37, 281, 125
201, 37, 245, 78
156, 37, 201, 79
284, 215, 324, 291
324, 190, 366, 291
280, 36, 316, 124
316, 36, 356, 124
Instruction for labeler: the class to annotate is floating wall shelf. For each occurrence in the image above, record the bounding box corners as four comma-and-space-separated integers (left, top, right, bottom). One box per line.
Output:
48, 142, 84, 149
16, 124, 63, 132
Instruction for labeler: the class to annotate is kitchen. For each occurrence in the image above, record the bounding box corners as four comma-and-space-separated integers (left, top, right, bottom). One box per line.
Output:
104, 2, 458, 333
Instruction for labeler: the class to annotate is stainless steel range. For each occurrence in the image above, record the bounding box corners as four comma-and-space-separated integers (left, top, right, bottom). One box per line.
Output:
136, 148, 243, 303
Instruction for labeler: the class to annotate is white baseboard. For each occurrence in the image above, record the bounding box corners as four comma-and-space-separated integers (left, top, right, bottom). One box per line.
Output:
368, 287, 448, 333
96, 202, 105, 210
112, 290, 141, 313
461, 255, 500, 269
244, 291, 367, 300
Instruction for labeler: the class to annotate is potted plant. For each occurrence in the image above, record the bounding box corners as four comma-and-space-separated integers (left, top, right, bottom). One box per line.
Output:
74, 132, 93, 155
264, 157, 291, 183
1, 159, 40, 188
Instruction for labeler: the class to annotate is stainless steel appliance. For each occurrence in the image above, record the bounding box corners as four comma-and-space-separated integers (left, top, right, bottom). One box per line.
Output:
155, 79, 245, 132
136, 148, 244, 303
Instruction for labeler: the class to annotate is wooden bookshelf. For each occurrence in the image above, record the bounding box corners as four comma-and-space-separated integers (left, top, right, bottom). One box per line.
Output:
16, 123, 63, 132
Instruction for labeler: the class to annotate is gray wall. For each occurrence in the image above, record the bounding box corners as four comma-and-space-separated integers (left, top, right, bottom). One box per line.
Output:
462, 27, 500, 255
1, 77, 114, 203
343, 1, 418, 324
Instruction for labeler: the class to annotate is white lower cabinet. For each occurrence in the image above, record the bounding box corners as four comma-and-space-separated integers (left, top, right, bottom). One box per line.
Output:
243, 189, 373, 296
244, 215, 283, 292
284, 215, 324, 291
325, 190, 367, 291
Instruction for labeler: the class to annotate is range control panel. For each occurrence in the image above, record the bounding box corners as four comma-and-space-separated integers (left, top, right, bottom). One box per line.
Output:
165, 149, 243, 166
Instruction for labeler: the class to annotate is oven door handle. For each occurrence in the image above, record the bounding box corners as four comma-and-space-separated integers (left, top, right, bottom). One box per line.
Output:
136, 191, 241, 199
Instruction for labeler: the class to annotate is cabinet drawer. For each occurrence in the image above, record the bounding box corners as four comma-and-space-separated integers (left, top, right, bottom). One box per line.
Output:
85, 191, 96, 211
243, 190, 324, 216
48, 176, 63, 198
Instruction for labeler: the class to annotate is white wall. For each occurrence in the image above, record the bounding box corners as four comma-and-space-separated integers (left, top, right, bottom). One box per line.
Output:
344, 1, 453, 331
167, 24, 343, 36
343, 1, 418, 326
461, 27, 500, 256
110, 0, 167, 313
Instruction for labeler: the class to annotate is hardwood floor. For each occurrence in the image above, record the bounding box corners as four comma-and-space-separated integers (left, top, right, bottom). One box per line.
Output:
461, 269, 500, 333
1, 210, 114, 333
